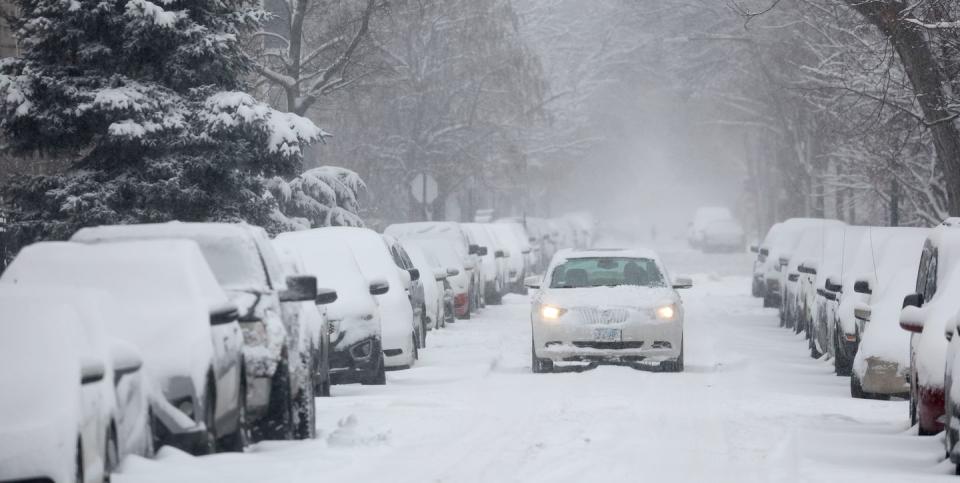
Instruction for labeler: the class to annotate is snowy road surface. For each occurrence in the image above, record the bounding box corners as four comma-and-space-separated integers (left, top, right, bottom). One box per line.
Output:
117, 246, 956, 483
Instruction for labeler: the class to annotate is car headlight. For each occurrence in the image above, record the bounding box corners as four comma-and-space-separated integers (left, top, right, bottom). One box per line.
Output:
655, 304, 676, 321
540, 305, 567, 321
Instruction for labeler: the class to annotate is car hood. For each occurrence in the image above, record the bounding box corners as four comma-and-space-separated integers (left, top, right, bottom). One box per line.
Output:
541, 286, 678, 310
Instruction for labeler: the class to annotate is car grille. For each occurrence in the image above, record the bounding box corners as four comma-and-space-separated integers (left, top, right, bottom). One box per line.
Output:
571, 307, 630, 324
571, 341, 645, 350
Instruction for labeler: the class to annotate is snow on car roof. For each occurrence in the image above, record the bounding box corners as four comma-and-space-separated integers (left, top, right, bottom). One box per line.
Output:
561, 247, 660, 260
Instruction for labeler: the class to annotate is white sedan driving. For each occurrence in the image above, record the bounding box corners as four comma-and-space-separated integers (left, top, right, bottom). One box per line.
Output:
527, 249, 692, 373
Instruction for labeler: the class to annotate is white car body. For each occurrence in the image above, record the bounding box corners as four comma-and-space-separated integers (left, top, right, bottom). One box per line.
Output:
530, 249, 687, 370
2, 240, 240, 450
323, 227, 418, 369
401, 241, 445, 330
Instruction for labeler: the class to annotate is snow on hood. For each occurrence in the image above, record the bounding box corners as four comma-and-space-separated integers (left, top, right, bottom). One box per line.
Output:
540, 285, 678, 310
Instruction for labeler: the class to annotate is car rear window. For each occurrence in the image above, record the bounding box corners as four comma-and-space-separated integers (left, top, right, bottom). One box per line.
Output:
549, 257, 665, 288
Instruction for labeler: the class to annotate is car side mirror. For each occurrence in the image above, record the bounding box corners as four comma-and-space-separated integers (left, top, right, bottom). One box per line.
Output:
469, 244, 481, 255
408, 268, 420, 282
495, 250, 506, 258
825, 277, 842, 293
479, 246, 489, 256
370, 279, 390, 295
210, 302, 240, 326
900, 305, 924, 333
853, 280, 872, 295
434, 269, 448, 281
672, 276, 693, 289
750, 245, 759, 253
787, 273, 799, 282
760, 248, 769, 257
280, 274, 318, 302
81, 357, 106, 385
315, 287, 338, 305
463, 260, 476, 271
902, 292, 924, 309
110, 339, 143, 378
798, 262, 817, 275
446, 267, 460, 277
524, 275, 541, 290
521, 248, 531, 254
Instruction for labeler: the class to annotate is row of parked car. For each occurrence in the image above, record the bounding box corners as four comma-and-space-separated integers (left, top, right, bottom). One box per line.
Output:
0, 214, 592, 483
751, 217, 960, 471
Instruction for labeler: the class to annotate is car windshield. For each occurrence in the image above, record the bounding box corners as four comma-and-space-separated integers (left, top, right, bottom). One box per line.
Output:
549, 257, 665, 288
194, 238, 270, 291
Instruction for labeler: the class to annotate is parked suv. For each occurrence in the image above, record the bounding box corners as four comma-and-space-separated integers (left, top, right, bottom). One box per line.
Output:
72, 223, 326, 442
384, 235, 429, 348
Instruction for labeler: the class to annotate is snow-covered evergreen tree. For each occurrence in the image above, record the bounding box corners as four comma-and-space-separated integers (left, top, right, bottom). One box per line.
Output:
0, 0, 325, 249
267, 166, 366, 230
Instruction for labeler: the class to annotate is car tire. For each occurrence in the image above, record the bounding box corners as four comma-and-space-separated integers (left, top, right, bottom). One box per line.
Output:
412, 333, 420, 361
531, 340, 553, 374
293, 358, 316, 440
850, 372, 865, 399
663, 341, 685, 373
833, 333, 852, 377
362, 353, 387, 385
254, 356, 293, 441
809, 335, 821, 359
420, 308, 429, 348
219, 371, 250, 452
75, 440, 83, 483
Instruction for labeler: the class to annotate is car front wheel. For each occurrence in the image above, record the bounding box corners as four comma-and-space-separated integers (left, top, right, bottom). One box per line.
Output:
531, 340, 553, 374
254, 356, 293, 441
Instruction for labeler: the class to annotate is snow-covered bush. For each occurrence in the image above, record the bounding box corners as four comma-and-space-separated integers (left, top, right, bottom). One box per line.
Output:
0, 0, 326, 253
268, 166, 366, 229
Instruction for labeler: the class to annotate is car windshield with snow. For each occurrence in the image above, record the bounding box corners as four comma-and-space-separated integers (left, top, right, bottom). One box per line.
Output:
529, 249, 690, 374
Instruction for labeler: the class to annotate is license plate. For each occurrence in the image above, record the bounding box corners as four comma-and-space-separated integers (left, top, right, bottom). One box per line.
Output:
593, 328, 621, 342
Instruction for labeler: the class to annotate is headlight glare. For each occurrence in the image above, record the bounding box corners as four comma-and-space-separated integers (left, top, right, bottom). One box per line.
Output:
656, 305, 676, 320
540, 305, 566, 321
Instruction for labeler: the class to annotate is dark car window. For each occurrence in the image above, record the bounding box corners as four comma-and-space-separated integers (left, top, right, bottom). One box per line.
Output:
549, 257, 665, 288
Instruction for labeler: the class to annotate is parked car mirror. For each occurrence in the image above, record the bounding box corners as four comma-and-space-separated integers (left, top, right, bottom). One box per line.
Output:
521, 248, 531, 254
434, 269, 448, 281
446, 267, 461, 277
787, 273, 799, 282
315, 287, 338, 305
822, 291, 837, 302
369, 279, 390, 295
81, 357, 106, 385
469, 244, 481, 255
854, 303, 871, 322
672, 276, 694, 289
797, 264, 816, 275
280, 274, 318, 302
853, 280, 872, 295
495, 249, 506, 258
760, 248, 769, 257
210, 302, 240, 326
749, 245, 759, 253
902, 292, 924, 309
408, 268, 420, 282
900, 305, 924, 333
478, 246, 489, 256
110, 340, 143, 378
779, 256, 790, 267
825, 277, 842, 293
524, 275, 542, 290
463, 260, 476, 271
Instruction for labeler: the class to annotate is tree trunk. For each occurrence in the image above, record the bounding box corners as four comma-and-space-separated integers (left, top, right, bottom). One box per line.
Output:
845, 0, 960, 215
890, 177, 901, 227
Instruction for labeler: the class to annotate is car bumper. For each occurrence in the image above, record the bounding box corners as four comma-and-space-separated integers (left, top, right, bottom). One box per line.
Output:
860, 357, 909, 396
329, 337, 382, 384
534, 321, 682, 364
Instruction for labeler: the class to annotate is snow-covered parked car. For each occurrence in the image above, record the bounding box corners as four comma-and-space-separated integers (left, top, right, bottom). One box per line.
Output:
761, 218, 846, 310
385, 221, 483, 317
688, 206, 743, 252
0, 294, 113, 483
323, 227, 420, 369
463, 223, 507, 304
493, 220, 535, 286
781, 224, 830, 332
750, 223, 781, 298
846, 228, 927, 399
275, 229, 387, 385
2, 240, 245, 453
900, 224, 960, 435
487, 222, 526, 294
527, 248, 692, 373
805, 226, 867, 357
400, 240, 450, 332
403, 237, 470, 322
383, 235, 429, 348
72, 222, 320, 442
272, 242, 337, 435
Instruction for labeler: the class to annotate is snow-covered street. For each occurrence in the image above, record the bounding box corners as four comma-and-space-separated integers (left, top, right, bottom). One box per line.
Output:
114, 247, 955, 483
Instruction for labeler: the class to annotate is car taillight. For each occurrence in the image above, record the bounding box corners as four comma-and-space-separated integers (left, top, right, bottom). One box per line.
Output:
454, 293, 468, 307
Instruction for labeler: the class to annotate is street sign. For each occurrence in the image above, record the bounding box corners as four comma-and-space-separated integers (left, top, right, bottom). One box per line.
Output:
410, 173, 438, 204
